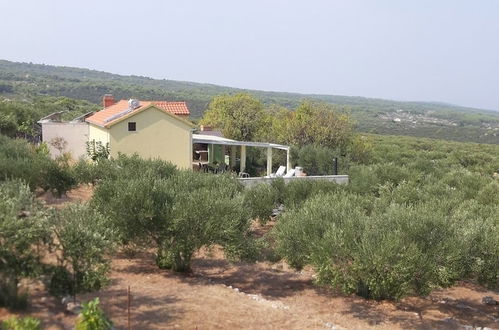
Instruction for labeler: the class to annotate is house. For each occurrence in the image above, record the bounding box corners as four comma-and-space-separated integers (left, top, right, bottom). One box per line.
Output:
85, 95, 195, 169
38, 95, 297, 177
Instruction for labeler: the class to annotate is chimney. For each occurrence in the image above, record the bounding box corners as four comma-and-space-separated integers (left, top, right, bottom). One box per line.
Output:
103, 94, 115, 108
200, 125, 212, 131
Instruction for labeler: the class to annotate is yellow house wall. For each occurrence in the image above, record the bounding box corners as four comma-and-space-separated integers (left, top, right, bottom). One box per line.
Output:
108, 108, 192, 169
88, 124, 110, 146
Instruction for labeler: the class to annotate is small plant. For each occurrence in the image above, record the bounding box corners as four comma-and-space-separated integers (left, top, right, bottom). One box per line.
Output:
86, 140, 110, 162
2, 316, 41, 330
75, 298, 113, 330
35, 142, 50, 156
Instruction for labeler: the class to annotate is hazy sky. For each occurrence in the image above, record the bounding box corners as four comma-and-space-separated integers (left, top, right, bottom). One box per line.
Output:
1, 0, 499, 110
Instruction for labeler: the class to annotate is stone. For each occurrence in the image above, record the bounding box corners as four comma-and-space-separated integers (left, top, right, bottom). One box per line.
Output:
66, 302, 82, 314
61, 295, 72, 305
482, 296, 498, 306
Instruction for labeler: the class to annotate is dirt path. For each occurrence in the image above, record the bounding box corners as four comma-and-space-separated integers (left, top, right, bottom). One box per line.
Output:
2, 249, 497, 329
1, 185, 496, 329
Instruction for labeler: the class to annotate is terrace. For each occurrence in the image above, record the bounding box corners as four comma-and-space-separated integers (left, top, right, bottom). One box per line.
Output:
192, 132, 348, 186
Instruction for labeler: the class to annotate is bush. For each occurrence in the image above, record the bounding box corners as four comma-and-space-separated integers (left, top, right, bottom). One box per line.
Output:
292, 145, 348, 175
0, 180, 50, 308
48, 266, 74, 297
75, 298, 113, 330
74, 153, 178, 186
0, 277, 28, 310
282, 179, 342, 209
347, 165, 382, 195
244, 183, 279, 224
50, 204, 115, 294
2, 316, 41, 330
452, 200, 499, 288
273, 190, 495, 300
92, 169, 252, 272
86, 140, 110, 162
0, 135, 76, 195
39, 160, 77, 197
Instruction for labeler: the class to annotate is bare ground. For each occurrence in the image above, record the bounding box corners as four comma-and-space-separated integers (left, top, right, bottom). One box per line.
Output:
1, 186, 497, 329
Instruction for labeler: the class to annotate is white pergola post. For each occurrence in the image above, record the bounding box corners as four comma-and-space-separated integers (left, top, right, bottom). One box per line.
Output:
240, 145, 246, 173
286, 148, 291, 172
266, 147, 272, 176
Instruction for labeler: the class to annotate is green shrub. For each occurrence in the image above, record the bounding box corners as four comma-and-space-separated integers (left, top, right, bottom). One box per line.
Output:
0, 135, 76, 195
347, 165, 381, 195
39, 161, 77, 197
75, 298, 113, 330
48, 266, 74, 297
273, 191, 491, 300
50, 204, 115, 293
275, 192, 368, 270
270, 177, 286, 204
2, 316, 41, 330
0, 277, 28, 310
476, 180, 499, 206
91, 176, 173, 245
442, 169, 489, 200
0, 180, 50, 309
112, 153, 177, 181
292, 145, 348, 175
92, 170, 251, 272
452, 200, 499, 288
86, 140, 110, 162
244, 183, 279, 224
282, 179, 342, 209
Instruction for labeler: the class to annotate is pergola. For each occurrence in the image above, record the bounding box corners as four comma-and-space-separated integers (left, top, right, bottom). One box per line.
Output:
192, 134, 290, 176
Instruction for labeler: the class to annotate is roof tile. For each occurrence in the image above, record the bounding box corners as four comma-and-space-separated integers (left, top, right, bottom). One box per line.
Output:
86, 100, 190, 127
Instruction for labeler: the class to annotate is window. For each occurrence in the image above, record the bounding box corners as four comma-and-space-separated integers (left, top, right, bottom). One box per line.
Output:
128, 122, 136, 132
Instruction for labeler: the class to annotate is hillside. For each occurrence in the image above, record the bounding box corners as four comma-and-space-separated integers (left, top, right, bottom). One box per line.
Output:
1, 59, 499, 144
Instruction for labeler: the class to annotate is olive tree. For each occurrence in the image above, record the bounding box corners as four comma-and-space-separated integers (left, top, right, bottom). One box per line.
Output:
92, 170, 252, 272
201, 93, 267, 141
50, 203, 116, 295
0, 180, 50, 308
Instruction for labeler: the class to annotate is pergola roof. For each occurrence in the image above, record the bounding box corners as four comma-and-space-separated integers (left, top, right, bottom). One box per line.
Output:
193, 134, 290, 150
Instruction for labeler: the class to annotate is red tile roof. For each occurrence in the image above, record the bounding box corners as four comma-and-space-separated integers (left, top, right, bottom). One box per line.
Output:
152, 101, 190, 115
86, 100, 190, 127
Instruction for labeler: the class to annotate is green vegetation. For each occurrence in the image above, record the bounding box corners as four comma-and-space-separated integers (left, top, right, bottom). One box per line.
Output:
2, 316, 41, 330
201, 93, 267, 141
201, 94, 361, 175
0, 178, 115, 307
244, 183, 279, 224
1, 59, 499, 144
85, 140, 110, 162
0, 180, 50, 309
50, 204, 115, 294
0, 135, 76, 196
0, 95, 98, 138
91, 161, 252, 271
75, 298, 113, 330
0, 78, 498, 308
273, 135, 499, 300
261, 101, 355, 150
